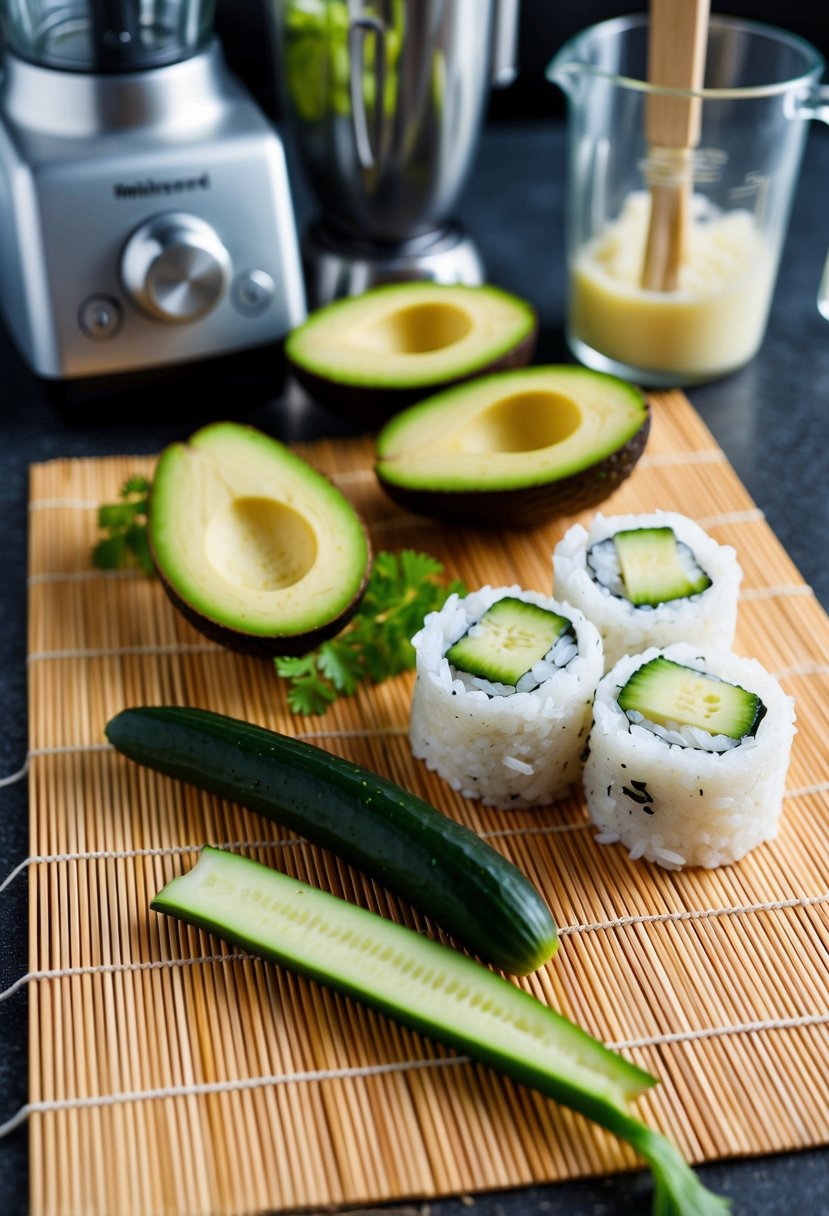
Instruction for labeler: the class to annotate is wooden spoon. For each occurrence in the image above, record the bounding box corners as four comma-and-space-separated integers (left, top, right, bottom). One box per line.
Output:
641, 0, 711, 291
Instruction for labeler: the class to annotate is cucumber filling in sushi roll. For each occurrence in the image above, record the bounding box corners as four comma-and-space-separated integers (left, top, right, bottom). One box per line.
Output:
617, 656, 766, 752
553, 511, 741, 668
583, 642, 795, 870
587, 527, 712, 608
411, 586, 604, 809
446, 597, 577, 695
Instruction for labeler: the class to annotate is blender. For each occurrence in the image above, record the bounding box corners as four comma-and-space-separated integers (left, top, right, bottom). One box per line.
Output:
0, 0, 306, 381
272, 0, 520, 306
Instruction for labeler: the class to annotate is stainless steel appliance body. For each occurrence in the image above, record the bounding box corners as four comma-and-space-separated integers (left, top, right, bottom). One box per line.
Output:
273, 0, 518, 304
0, 1, 306, 380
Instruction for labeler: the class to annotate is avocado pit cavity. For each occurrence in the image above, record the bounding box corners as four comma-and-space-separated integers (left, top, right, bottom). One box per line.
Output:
204, 497, 318, 594
353, 301, 474, 355
452, 391, 583, 455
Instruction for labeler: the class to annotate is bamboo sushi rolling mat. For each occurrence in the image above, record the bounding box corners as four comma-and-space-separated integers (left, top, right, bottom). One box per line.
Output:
22, 389, 829, 1216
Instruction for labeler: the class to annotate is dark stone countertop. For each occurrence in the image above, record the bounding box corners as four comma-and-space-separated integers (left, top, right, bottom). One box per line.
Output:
1, 120, 828, 1215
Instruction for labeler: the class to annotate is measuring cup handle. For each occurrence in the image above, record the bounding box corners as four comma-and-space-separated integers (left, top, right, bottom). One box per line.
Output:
792, 83, 829, 124
349, 15, 388, 172
794, 85, 829, 319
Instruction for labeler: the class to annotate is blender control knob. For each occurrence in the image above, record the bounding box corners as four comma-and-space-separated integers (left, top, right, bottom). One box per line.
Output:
121, 213, 231, 323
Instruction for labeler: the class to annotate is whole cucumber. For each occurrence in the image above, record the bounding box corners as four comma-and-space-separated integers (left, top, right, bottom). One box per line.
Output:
105, 706, 558, 974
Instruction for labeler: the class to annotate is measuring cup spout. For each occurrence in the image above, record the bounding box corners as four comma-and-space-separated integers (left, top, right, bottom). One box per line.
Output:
546, 46, 587, 102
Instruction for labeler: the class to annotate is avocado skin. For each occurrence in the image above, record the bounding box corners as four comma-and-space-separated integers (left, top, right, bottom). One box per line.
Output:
375, 411, 651, 529
289, 327, 538, 428
152, 547, 372, 658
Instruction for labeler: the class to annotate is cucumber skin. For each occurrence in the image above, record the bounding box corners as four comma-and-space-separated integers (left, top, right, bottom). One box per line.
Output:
106, 706, 558, 975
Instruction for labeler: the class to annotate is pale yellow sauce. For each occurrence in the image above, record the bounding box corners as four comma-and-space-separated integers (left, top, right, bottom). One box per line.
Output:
570, 192, 777, 379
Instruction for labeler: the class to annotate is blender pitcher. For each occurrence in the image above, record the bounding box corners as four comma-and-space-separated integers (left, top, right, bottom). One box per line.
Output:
272, 0, 520, 304
548, 15, 829, 387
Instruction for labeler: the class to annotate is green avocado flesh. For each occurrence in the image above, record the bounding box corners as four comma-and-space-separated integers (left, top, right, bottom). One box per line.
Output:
149, 422, 370, 654
286, 282, 536, 390
618, 658, 763, 739
374, 365, 649, 525
446, 598, 569, 685
614, 527, 712, 607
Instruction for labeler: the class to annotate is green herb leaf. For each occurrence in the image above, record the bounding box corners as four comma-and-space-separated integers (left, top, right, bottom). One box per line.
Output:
92, 476, 153, 574
274, 549, 465, 715
91, 534, 128, 571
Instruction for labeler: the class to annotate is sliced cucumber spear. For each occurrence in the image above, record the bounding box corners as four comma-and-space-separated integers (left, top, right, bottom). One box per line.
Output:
105, 706, 558, 975
153, 847, 730, 1216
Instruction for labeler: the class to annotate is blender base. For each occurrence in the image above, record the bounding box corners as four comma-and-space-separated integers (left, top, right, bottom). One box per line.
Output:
302, 221, 485, 308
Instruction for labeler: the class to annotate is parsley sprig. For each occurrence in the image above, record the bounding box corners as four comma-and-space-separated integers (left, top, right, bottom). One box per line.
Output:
91, 476, 154, 574
275, 550, 466, 715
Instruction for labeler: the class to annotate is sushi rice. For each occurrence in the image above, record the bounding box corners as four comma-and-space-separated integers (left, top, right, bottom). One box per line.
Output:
583, 641, 796, 869
410, 585, 604, 808
553, 510, 742, 668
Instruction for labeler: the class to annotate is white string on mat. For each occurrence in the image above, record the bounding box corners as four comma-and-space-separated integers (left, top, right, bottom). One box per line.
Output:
2, 886, 827, 1005
557, 890, 829, 937
2, 1007, 828, 1140
24, 641, 829, 670
774, 662, 829, 680
740, 585, 814, 601
26, 566, 815, 605
23, 509, 773, 588
0, 724, 408, 810
28, 568, 144, 586
0, 952, 252, 1004
608, 1009, 829, 1052
0, 838, 304, 897
0, 759, 28, 789
28, 498, 102, 511
695, 508, 764, 528
0, 820, 590, 899
639, 450, 725, 467
28, 642, 225, 662
0, 1055, 471, 1139
1, 765, 827, 896
327, 469, 375, 487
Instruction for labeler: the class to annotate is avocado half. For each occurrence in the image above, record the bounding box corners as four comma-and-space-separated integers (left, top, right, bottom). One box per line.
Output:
285, 282, 537, 425
374, 366, 650, 527
149, 422, 371, 656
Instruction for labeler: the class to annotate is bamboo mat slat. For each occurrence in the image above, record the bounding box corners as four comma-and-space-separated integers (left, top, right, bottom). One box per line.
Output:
24, 389, 829, 1216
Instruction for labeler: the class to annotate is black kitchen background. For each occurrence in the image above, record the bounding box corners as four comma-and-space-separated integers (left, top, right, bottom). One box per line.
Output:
214, 0, 829, 125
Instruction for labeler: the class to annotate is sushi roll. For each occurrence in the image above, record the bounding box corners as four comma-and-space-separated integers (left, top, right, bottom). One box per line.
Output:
410, 585, 603, 808
553, 510, 742, 668
583, 642, 796, 869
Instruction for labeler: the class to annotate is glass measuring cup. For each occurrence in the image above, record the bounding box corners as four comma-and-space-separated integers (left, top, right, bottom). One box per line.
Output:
548, 15, 829, 387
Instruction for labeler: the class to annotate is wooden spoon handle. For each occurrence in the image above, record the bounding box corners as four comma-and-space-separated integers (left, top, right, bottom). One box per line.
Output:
641, 0, 711, 291
646, 0, 710, 148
